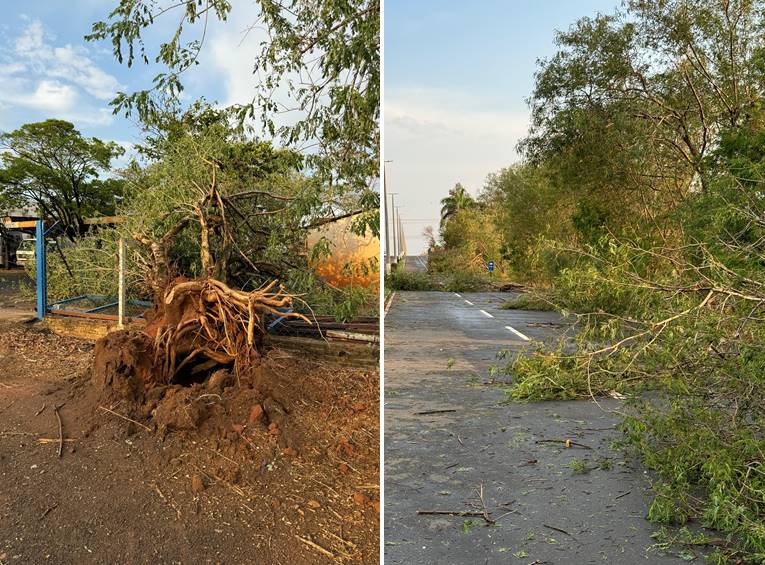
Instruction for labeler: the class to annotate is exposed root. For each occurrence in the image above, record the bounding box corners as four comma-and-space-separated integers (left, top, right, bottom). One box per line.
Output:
93, 278, 310, 407
152, 278, 310, 383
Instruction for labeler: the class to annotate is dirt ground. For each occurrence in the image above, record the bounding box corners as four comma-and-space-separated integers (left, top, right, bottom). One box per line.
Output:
0, 320, 379, 564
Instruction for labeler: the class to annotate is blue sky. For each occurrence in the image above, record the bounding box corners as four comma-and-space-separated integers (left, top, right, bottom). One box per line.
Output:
0, 1, 267, 162
385, 0, 621, 253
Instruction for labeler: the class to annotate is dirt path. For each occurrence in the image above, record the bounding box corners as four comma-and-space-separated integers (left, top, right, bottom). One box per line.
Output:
0, 321, 379, 564
384, 291, 690, 564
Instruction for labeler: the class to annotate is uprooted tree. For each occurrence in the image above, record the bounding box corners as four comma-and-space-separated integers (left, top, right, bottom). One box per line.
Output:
81, 0, 380, 418
94, 103, 370, 403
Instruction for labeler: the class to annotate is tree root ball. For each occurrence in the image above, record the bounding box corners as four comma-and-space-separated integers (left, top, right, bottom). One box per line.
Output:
92, 330, 157, 408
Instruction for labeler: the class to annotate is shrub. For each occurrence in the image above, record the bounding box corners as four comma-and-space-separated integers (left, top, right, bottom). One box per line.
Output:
384, 271, 435, 291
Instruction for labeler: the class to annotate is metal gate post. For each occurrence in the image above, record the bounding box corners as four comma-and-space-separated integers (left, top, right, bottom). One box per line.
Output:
35, 220, 47, 320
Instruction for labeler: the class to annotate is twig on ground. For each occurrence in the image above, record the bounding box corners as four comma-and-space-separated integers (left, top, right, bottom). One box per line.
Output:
34, 404, 46, 416
38, 503, 57, 520
295, 535, 335, 559
97, 405, 152, 432
615, 490, 631, 500
416, 510, 485, 517
150, 482, 181, 519
535, 439, 593, 450
476, 484, 495, 524
53, 404, 64, 458
495, 499, 518, 521
543, 523, 578, 541
0, 400, 15, 413
414, 409, 457, 415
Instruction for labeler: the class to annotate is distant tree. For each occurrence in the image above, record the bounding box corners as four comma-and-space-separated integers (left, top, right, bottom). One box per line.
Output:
423, 225, 437, 251
0, 120, 125, 240
440, 183, 474, 226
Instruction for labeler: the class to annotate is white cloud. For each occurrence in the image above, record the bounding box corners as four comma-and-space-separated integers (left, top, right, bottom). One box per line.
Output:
385, 86, 530, 253
14, 18, 44, 55
0, 18, 121, 121
203, 4, 309, 134
51, 45, 121, 100
208, 27, 260, 107
25, 80, 79, 111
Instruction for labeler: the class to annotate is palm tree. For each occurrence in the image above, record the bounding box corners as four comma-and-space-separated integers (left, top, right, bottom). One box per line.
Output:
440, 183, 474, 226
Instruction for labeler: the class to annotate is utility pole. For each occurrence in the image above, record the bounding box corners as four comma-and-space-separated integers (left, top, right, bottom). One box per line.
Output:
396, 207, 405, 259
390, 193, 398, 268
383, 161, 393, 274
399, 212, 406, 257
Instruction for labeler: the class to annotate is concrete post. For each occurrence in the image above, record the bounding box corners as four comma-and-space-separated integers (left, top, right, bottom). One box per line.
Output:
118, 237, 126, 329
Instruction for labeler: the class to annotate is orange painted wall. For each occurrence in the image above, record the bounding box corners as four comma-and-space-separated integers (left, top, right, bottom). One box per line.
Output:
306, 216, 379, 292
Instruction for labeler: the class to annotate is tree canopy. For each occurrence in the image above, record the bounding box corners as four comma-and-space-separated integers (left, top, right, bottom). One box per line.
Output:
439, 183, 474, 227
0, 119, 124, 239
87, 0, 380, 237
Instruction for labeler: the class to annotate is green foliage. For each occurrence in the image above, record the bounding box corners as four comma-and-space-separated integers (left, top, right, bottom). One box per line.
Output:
442, 271, 490, 293
23, 231, 142, 303
384, 271, 435, 291
88, 0, 379, 231
488, 3, 765, 561
431, 206, 507, 280
440, 183, 474, 227
567, 458, 588, 475
501, 291, 559, 312
0, 120, 125, 239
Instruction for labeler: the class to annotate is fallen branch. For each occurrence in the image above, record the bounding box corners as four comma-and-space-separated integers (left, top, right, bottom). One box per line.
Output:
416, 510, 485, 517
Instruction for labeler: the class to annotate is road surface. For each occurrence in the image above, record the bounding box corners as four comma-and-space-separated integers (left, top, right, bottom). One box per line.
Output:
384, 291, 691, 564
397, 255, 428, 274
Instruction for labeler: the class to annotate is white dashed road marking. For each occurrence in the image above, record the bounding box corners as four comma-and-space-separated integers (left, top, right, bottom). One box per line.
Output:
505, 325, 530, 341
464, 300, 474, 306
480, 309, 494, 318
454, 293, 461, 298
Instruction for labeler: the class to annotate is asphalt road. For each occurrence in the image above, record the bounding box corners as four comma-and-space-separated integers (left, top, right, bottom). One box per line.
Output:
384, 291, 691, 564
397, 255, 428, 274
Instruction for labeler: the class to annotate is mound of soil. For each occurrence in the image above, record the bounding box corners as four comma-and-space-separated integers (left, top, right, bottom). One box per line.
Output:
0, 321, 379, 563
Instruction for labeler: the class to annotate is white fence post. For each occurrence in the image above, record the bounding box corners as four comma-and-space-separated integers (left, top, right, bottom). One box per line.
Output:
118, 237, 126, 329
